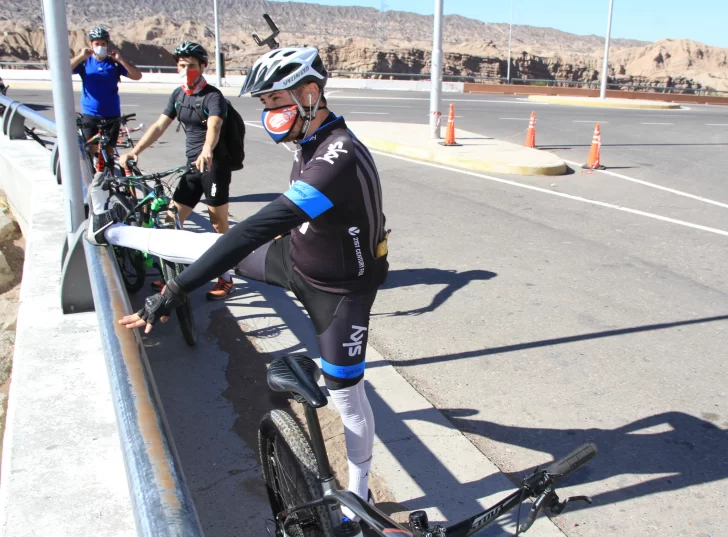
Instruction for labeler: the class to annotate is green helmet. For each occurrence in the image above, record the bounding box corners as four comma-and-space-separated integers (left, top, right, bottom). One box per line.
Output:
173, 42, 209, 64
88, 27, 110, 41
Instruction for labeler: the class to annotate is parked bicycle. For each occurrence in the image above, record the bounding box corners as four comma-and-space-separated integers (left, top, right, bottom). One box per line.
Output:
117, 115, 144, 148
104, 162, 197, 346
77, 112, 137, 176
260, 355, 597, 537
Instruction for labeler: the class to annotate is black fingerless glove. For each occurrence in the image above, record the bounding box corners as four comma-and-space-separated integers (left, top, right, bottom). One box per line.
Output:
136, 278, 185, 325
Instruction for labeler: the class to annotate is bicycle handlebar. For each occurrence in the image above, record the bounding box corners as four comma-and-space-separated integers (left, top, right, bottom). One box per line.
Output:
77, 113, 137, 130
544, 443, 597, 483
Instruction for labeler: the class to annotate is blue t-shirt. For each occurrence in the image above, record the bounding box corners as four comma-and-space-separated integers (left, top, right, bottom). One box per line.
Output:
74, 56, 128, 117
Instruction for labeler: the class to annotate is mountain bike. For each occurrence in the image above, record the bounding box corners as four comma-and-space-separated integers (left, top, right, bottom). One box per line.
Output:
79, 113, 146, 292
105, 163, 197, 347
77, 112, 138, 177
117, 115, 144, 148
260, 355, 597, 537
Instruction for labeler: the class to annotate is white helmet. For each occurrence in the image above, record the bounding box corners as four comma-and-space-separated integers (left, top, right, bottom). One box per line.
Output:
240, 47, 327, 97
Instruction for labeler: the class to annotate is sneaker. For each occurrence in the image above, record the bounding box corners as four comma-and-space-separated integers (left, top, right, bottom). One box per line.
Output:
206, 277, 233, 300
86, 210, 117, 245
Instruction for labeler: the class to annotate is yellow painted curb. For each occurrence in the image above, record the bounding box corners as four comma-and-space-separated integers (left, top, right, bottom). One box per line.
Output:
527, 95, 681, 110
361, 138, 568, 177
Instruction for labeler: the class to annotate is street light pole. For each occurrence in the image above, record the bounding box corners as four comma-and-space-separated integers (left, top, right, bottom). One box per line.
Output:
41, 0, 85, 235
429, 0, 444, 139
506, 0, 513, 83
213, 0, 222, 86
600, 0, 614, 99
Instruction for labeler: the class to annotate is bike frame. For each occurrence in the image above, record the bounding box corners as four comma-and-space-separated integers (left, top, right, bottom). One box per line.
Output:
277, 402, 585, 537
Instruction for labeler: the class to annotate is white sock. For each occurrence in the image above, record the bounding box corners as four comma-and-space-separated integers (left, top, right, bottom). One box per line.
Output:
329, 381, 375, 521
89, 183, 109, 214
220, 272, 232, 282
347, 457, 372, 500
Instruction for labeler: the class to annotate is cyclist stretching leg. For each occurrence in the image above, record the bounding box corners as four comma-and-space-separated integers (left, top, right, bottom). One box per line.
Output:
88, 48, 387, 518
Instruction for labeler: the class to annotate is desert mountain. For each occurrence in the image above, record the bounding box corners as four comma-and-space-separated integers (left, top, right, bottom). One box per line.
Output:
1, 0, 726, 91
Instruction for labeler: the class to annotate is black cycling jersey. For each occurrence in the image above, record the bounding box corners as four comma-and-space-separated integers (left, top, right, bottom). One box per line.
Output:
281, 114, 388, 294
162, 85, 226, 161
175, 113, 388, 296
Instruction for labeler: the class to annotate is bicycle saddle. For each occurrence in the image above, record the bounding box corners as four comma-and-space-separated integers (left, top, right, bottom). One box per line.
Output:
267, 355, 328, 408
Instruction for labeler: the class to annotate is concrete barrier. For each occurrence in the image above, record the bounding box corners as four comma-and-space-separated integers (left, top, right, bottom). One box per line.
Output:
0, 134, 136, 537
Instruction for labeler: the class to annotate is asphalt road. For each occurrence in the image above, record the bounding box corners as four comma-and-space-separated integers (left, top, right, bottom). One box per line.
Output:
11, 88, 728, 537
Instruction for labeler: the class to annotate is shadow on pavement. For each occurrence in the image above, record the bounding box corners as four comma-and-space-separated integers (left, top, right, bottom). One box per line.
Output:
371, 314, 728, 369
377, 268, 497, 317
440, 408, 728, 510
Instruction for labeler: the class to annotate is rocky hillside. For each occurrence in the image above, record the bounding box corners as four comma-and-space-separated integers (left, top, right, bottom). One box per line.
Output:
1, 0, 726, 92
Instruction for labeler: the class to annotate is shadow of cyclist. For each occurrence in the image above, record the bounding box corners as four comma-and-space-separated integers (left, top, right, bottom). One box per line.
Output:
377, 268, 497, 316
439, 408, 728, 509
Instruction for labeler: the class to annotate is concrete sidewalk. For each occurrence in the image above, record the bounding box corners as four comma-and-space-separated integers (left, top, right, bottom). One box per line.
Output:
527, 95, 682, 110
0, 136, 134, 537
348, 122, 567, 176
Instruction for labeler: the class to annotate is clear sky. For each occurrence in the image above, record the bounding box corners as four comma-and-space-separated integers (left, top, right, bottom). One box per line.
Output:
271, 0, 726, 48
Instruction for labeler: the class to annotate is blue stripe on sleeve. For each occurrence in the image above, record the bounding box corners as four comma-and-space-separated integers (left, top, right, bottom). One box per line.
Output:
283, 181, 334, 219
320, 358, 365, 379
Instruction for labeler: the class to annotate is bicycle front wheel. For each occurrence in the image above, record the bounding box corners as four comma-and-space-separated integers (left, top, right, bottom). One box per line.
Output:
109, 193, 146, 294
162, 262, 196, 347
259, 410, 334, 537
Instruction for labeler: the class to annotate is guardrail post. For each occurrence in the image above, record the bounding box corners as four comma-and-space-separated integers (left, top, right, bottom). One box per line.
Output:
6, 102, 27, 139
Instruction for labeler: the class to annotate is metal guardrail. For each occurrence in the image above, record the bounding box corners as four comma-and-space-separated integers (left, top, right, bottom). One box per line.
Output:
0, 92, 205, 537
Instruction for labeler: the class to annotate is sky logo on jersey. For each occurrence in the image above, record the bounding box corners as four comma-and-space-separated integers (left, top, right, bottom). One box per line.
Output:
316, 141, 348, 164
343, 325, 368, 357
262, 105, 298, 143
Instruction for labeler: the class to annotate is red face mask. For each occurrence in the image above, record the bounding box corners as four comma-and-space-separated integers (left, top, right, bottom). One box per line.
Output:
179, 67, 205, 94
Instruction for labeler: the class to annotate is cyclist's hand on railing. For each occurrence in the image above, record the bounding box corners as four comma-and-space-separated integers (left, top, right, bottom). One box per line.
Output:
119, 152, 138, 170
195, 146, 214, 174
118, 280, 186, 334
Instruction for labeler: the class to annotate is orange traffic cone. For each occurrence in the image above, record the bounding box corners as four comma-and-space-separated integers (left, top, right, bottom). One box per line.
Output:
582, 123, 606, 170
439, 103, 461, 146
525, 111, 536, 148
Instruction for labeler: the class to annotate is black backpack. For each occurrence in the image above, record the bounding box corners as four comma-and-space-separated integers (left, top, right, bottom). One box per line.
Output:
174, 88, 246, 171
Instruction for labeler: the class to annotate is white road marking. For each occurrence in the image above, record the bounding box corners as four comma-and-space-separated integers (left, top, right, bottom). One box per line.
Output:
349, 111, 390, 115
641, 122, 673, 125
706, 123, 728, 126
562, 160, 728, 210
370, 151, 728, 237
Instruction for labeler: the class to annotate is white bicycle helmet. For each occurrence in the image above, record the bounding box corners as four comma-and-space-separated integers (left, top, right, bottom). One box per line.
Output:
240, 47, 327, 97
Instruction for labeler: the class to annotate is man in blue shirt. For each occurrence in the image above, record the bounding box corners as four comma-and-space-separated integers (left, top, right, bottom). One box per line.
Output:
71, 28, 142, 159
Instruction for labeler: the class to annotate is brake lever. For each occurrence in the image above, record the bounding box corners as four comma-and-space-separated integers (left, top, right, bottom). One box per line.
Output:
548, 495, 592, 516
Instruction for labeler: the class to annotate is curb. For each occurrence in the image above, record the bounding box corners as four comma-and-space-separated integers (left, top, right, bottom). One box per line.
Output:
360, 137, 568, 177
527, 95, 681, 110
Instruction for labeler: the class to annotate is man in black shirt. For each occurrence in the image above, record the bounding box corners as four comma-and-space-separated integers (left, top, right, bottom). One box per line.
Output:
90, 47, 388, 519
118, 42, 235, 299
